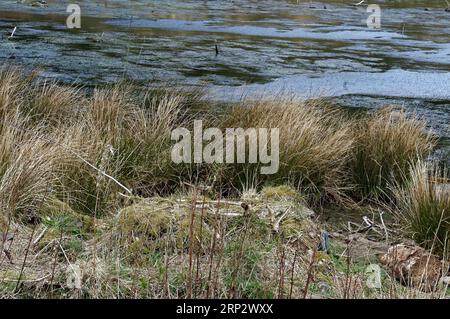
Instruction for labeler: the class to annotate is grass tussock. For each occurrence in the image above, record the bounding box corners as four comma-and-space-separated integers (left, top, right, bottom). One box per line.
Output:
0, 66, 32, 117
0, 136, 60, 219
393, 161, 450, 256
217, 98, 354, 202
0, 111, 62, 220
350, 108, 435, 200
111, 87, 191, 195
25, 81, 83, 125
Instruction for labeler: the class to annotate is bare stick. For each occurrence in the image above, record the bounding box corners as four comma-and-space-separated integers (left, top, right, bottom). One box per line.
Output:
303, 249, 316, 299
206, 189, 222, 298
379, 211, 389, 243
32, 226, 47, 246
186, 187, 197, 299
14, 192, 49, 292
277, 240, 286, 298
72, 151, 132, 194
14, 222, 38, 292
194, 191, 206, 297
289, 248, 298, 299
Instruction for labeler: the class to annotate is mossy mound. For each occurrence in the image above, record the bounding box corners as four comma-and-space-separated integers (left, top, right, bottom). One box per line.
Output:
261, 185, 303, 202
259, 186, 314, 219
175, 212, 212, 253
114, 192, 318, 262
227, 212, 272, 241
117, 200, 213, 262
279, 216, 318, 243
41, 198, 95, 235
118, 202, 175, 240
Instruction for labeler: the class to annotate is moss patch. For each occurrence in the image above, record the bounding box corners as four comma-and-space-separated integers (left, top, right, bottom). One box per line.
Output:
118, 202, 174, 240
41, 198, 95, 236
280, 217, 318, 243
174, 210, 212, 253
261, 185, 303, 202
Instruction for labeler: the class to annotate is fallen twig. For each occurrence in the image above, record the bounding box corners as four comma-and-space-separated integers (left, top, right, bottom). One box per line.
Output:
32, 226, 48, 246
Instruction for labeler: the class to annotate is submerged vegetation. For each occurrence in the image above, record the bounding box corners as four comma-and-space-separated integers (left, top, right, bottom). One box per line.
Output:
0, 67, 448, 299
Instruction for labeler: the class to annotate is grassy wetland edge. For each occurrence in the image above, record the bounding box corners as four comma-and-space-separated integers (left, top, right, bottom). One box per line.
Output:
0, 66, 448, 299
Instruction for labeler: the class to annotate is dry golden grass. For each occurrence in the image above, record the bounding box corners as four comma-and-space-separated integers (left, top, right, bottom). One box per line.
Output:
87, 84, 133, 138
217, 97, 354, 202
0, 106, 63, 220
350, 107, 435, 200
393, 161, 450, 256
0, 137, 61, 218
25, 81, 83, 126
0, 66, 29, 117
